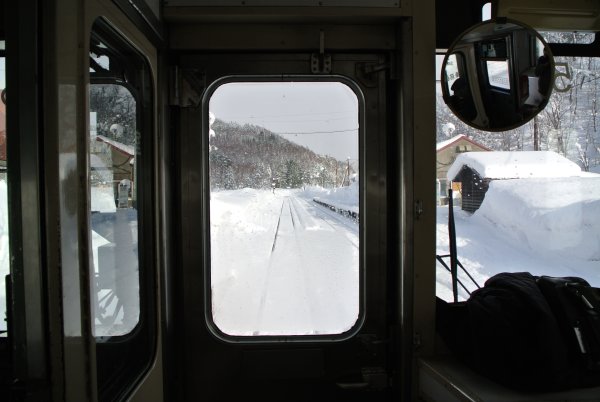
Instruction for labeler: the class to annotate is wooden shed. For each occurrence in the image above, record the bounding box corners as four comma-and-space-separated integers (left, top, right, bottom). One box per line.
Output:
436, 134, 490, 204
451, 165, 489, 212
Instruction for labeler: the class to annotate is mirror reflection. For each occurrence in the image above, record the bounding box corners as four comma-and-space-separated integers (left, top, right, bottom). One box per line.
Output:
442, 19, 553, 132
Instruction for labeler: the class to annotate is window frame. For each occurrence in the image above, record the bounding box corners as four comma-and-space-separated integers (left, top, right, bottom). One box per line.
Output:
201, 74, 367, 344
88, 18, 157, 402
484, 59, 511, 91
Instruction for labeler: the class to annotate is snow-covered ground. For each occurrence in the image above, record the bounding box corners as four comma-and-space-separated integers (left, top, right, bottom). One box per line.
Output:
302, 184, 359, 215
437, 177, 600, 301
210, 186, 359, 336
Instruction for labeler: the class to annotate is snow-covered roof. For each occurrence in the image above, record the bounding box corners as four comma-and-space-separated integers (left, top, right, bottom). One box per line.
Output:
447, 151, 582, 181
96, 135, 135, 157
436, 134, 491, 152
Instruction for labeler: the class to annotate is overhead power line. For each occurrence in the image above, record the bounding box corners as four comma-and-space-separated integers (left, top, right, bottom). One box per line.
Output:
215, 109, 356, 120
276, 128, 359, 135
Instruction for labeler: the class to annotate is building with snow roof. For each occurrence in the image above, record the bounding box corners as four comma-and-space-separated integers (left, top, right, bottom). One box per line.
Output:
447, 151, 583, 212
436, 134, 490, 205
93, 135, 136, 207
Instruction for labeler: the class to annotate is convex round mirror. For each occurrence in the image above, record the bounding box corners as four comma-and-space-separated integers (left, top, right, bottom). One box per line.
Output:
441, 18, 554, 132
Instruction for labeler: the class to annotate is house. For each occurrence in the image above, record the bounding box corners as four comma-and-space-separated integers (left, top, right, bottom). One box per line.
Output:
447, 151, 582, 212
436, 134, 490, 204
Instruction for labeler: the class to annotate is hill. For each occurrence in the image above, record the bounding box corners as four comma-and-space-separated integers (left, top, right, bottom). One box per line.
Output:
210, 119, 352, 190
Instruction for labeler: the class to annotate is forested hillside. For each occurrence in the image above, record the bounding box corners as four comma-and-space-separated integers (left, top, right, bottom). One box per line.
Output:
209, 120, 353, 190
437, 32, 600, 173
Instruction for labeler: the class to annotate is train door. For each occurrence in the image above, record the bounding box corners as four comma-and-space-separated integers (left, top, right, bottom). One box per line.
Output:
175, 48, 395, 401
3, 0, 163, 400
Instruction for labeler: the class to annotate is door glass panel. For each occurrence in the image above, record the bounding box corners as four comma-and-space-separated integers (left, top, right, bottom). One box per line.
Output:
208, 81, 360, 336
89, 84, 139, 336
486, 60, 510, 90
88, 20, 156, 401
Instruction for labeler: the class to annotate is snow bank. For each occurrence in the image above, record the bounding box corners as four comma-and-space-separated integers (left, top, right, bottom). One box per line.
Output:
475, 177, 600, 261
437, 175, 600, 301
302, 182, 359, 214
210, 187, 359, 335
447, 151, 582, 181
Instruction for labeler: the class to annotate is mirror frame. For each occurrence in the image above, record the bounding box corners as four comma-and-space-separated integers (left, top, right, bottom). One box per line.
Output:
441, 17, 555, 132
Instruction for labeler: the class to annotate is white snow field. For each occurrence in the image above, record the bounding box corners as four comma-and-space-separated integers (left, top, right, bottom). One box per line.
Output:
437, 176, 600, 301
210, 186, 359, 336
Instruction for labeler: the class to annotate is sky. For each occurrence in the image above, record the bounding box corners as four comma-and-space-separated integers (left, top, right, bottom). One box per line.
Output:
209, 82, 359, 162
209, 1, 484, 165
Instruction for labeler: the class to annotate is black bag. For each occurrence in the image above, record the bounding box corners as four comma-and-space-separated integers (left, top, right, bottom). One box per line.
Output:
537, 276, 600, 387
437, 272, 600, 391
437, 272, 572, 391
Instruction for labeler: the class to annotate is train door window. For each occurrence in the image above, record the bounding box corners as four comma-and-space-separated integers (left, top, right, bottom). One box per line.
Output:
482, 2, 491, 20
88, 20, 155, 401
207, 80, 361, 337
485, 60, 511, 90
436, 35, 600, 302
90, 83, 139, 337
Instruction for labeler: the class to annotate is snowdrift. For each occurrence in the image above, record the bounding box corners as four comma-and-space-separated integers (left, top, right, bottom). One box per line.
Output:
303, 182, 359, 214
475, 177, 600, 262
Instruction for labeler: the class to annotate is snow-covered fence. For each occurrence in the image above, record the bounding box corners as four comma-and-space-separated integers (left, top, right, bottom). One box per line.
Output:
313, 198, 359, 223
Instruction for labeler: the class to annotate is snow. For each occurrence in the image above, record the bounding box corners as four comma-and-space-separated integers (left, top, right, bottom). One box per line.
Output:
210, 186, 359, 336
441, 123, 456, 137
437, 177, 600, 301
302, 182, 359, 215
447, 151, 583, 181
477, 178, 600, 261
91, 185, 116, 213
90, 185, 138, 337
90, 207, 139, 337
96, 134, 135, 156
437, 134, 467, 151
